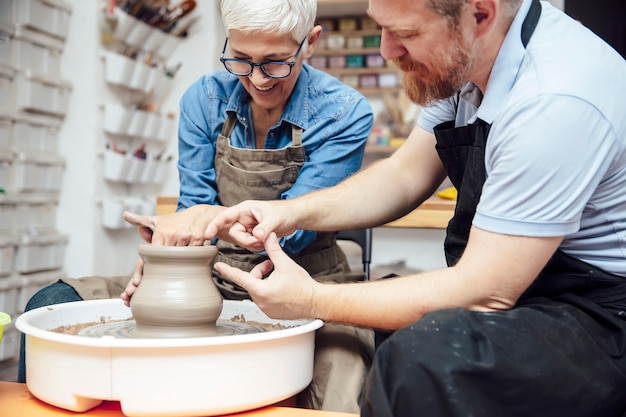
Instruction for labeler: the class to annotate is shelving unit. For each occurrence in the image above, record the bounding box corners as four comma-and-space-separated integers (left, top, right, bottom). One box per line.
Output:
98, 4, 195, 231
0, 0, 74, 366
308, 17, 402, 95
312, 0, 415, 155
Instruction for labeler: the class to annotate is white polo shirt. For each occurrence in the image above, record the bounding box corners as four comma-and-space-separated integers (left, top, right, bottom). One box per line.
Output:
418, 0, 626, 276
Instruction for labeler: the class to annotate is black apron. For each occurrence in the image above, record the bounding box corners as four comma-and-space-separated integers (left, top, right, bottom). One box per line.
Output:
363, 1, 626, 415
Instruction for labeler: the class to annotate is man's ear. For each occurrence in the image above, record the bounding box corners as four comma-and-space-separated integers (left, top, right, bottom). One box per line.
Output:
472, 0, 497, 35
304, 25, 323, 59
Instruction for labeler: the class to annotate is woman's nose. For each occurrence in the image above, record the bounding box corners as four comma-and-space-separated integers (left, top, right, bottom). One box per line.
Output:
248, 65, 271, 83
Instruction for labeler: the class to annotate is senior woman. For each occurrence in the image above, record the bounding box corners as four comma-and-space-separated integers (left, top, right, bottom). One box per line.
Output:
19, 0, 374, 413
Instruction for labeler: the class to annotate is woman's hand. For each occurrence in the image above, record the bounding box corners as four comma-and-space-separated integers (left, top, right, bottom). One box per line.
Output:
124, 204, 226, 246
121, 257, 144, 307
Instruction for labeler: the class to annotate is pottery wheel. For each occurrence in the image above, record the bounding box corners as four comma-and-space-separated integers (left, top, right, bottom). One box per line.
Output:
78, 319, 269, 338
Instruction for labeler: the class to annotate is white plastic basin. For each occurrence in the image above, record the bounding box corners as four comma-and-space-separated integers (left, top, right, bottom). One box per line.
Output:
16, 298, 323, 417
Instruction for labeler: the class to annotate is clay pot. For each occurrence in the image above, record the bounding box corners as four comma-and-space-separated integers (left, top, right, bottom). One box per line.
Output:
131, 244, 223, 338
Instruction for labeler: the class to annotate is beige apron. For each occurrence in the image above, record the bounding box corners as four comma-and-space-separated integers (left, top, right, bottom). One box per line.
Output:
213, 113, 363, 299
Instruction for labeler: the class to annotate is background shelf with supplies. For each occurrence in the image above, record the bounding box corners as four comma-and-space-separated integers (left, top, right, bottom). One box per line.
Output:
98, 0, 199, 230
0, 0, 74, 366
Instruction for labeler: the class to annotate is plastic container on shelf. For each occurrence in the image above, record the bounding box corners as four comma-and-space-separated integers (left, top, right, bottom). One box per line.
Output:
12, 193, 59, 233
140, 154, 159, 184
153, 156, 171, 185
326, 34, 345, 49
103, 102, 132, 136
142, 111, 161, 140
327, 55, 346, 69
0, 234, 19, 277
111, 6, 182, 60
150, 71, 174, 103
378, 72, 399, 88
346, 36, 363, 49
113, 8, 152, 50
112, 7, 141, 44
143, 27, 169, 54
308, 56, 327, 69
14, 233, 68, 274
0, 151, 12, 191
346, 55, 364, 68
101, 197, 127, 229
16, 269, 62, 313
11, 112, 61, 153
0, 66, 15, 114
0, 23, 13, 68
8, 152, 65, 193
126, 109, 148, 138
14, 70, 72, 117
365, 53, 385, 68
0, 113, 11, 149
128, 60, 151, 92
0, 276, 21, 318
102, 197, 154, 229
0, 321, 17, 361
125, 155, 147, 184
103, 148, 131, 182
103, 51, 134, 87
154, 34, 182, 62
11, 0, 72, 40
12, 26, 64, 78
0, 194, 15, 234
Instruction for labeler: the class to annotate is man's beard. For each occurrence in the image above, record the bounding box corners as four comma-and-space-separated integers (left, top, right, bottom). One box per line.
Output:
394, 32, 471, 106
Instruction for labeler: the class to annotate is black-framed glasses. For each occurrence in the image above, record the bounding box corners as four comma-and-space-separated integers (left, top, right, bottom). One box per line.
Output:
220, 36, 307, 79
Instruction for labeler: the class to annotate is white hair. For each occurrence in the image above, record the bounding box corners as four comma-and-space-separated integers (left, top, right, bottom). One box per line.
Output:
220, 0, 316, 45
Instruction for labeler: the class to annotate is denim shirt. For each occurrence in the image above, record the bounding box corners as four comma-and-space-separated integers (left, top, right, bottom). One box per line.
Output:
176, 64, 373, 254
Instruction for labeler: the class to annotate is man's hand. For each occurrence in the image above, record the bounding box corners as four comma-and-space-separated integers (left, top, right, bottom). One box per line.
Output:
204, 200, 298, 252
124, 204, 225, 246
214, 233, 319, 320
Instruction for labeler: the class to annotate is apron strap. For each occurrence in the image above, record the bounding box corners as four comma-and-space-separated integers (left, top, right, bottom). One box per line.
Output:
220, 112, 238, 138
291, 125, 303, 146
522, 0, 541, 47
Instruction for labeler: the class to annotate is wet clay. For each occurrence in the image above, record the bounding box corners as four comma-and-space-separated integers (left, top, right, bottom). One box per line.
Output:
130, 244, 224, 338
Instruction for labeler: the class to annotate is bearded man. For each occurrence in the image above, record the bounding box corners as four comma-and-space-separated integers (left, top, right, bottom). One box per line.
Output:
169, 0, 626, 415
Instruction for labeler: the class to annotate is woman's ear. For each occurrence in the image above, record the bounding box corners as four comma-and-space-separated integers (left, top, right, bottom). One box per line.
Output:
303, 25, 323, 59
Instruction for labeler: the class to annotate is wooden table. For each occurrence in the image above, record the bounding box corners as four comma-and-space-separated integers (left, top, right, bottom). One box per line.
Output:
156, 196, 455, 229
0, 382, 358, 417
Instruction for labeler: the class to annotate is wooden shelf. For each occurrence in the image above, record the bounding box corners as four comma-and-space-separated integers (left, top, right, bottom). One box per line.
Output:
322, 67, 397, 76
311, 12, 401, 95
384, 197, 455, 229
317, 0, 368, 16
323, 29, 382, 37
314, 47, 381, 56
358, 86, 403, 94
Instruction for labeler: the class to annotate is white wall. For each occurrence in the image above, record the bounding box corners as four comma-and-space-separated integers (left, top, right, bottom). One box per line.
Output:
57, 1, 223, 277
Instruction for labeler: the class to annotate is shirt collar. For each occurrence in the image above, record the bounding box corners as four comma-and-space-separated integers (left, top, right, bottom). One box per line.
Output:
224, 65, 311, 130
472, 0, 534, 124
